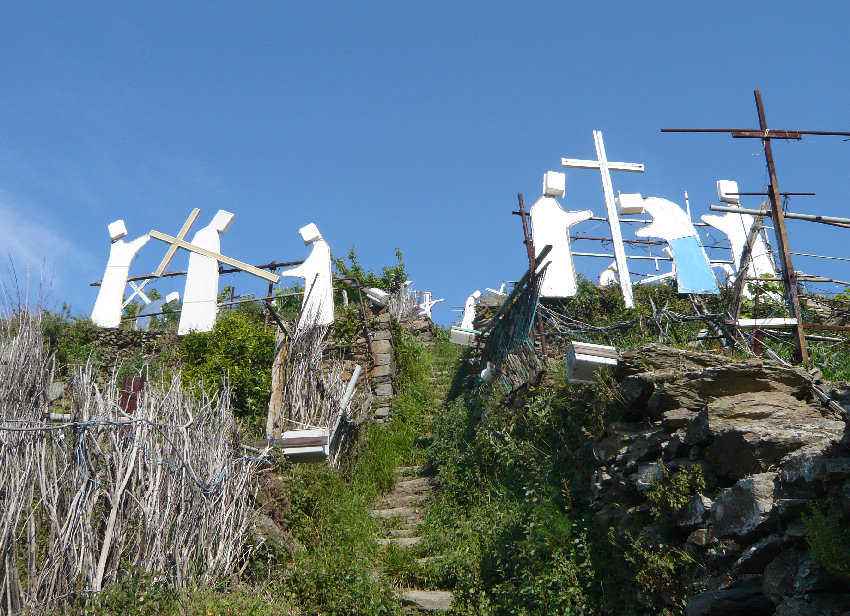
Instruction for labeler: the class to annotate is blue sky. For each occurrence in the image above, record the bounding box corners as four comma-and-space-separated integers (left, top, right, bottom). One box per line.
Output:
2, 2, 849, 324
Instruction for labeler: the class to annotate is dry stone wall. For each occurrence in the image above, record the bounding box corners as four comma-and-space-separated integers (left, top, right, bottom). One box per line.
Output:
592, 344, 850, 615
340, 310, 437, 422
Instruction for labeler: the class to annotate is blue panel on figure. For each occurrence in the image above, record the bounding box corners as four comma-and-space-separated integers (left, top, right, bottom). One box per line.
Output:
668, 236, 719, 294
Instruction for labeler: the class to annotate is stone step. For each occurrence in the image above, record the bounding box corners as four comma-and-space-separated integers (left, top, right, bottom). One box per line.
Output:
415, 555, 445, 567
389, 528, 419, 538
377, 492, 430, 509
395, 466, 426, 477
395, 477, 434, 493
402, 589, 453, 612
377, 535, 423, 548
371, 506, 418, 519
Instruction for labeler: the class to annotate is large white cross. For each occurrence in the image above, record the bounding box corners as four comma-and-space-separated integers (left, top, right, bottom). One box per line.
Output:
149, 209, 280, 283
562, 130, 644, 308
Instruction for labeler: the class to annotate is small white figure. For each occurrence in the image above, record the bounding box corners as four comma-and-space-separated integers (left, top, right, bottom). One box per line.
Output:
702, 211, 775, 280
135, 291, 180, 331
636, 197, 718, 294
460, 290, 481, 330
281, 223, 334, 328
599, 261, 619, 287
529, 172, 593, 298
419, 291, 444, 319
178, 210, 235, 335
91, 220, 150, 328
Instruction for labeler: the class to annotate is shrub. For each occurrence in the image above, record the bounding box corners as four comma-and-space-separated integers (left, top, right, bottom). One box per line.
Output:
180, 306, 275, 422
803, 508, 850, 580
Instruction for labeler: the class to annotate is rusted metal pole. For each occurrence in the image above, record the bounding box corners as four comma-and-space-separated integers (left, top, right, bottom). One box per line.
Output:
516, 193, 548, 358
754, 89, 808, 363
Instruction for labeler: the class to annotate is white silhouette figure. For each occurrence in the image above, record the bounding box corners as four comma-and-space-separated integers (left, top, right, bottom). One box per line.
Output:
701, 212, 775, 281
419, 291, 444, 319
282, 223, 334, 328
178, 210, 235, 335
599, 261, 618, 287
91, 220, 150, 328
135, 291, 180, 331
636, 197, 717, 294
529, 173, 592, 298
460, 290, 481, 330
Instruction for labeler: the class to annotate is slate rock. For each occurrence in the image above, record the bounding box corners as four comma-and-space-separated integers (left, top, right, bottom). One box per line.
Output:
774, 594, 850, 616
731, 533, 791, 575
662, 408, 696, 431
629, 462, 665, 492
711, 473, 777, 540
779, 439, 850, 486
686, 577, 773, 616
687, 528, 717, 547
617, 374, 655, 409
676, 493, 713, 528
701, 392, 844, 480
616, 344, 729, 379
762, 549, 805, 605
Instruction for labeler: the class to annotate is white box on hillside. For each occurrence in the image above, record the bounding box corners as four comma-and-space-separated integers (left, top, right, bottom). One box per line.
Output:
449, 326, 477, 347
566, 341, 619, 383
616, 193, 644, 215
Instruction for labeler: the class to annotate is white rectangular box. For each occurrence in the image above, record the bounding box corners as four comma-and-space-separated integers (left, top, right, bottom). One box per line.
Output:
616, 193, 644, 215
279, 427, 330, 463
449, 326, 478, 346
716, 180, 740, 204
543, 171, 566, 197
566, 341, 619, 383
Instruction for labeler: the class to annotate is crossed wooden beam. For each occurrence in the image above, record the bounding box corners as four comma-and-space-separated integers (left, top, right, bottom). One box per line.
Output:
149, 208, 280, 283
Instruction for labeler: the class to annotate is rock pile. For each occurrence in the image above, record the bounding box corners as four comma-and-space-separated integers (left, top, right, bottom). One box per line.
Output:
591, 344, 850, 615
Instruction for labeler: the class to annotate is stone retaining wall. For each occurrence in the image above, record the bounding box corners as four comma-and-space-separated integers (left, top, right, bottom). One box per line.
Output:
591, 344, 850, 614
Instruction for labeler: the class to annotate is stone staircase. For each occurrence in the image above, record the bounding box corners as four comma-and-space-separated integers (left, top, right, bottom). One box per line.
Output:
371, 466, 452, 612
370, 364, 457, 613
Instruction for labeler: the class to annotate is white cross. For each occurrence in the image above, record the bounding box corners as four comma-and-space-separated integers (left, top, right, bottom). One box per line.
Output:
149, 210, 280, 283
122, 280, 151, 309
562, 130, 644, 308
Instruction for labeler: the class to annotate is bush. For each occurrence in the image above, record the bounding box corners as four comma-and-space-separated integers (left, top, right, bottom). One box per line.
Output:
333, 246, 407, 292
803, 508, 850, 580
180, 306, 275, 422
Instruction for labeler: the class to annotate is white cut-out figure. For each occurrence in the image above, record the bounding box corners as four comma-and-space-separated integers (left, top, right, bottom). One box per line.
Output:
701, 211, 776, 282
529, 185, 593, 297
419, 291, 444, 319
91, 220, 150, 328
136, 291, 180, 331
599, 261, 618, 287
460, 290, 481, 330
178, 210, 235, 335
636, 197, 717, 294
281, 223, 334, 328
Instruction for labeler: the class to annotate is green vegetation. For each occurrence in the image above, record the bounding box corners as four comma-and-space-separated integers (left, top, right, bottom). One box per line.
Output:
180, 303, 275, 423
646, 464, 706, 521
30, 273, 850, 615
333, 246, 408, 292
803, 508, 850, 581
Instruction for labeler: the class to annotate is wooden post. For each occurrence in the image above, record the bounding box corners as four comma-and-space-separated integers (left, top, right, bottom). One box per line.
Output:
754, 89, 808, 363
517, 193, 548, 358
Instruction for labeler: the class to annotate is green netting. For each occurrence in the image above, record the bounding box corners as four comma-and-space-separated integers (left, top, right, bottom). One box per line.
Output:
478, 270, 544, 391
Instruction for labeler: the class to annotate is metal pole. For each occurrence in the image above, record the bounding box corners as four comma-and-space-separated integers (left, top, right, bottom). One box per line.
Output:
754, 89, 808, 363
708, 205, 850, 227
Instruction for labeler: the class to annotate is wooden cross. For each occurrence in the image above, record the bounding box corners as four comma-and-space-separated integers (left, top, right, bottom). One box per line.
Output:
662, 89, 850, 362
562, 131, 645, 308
150, 210, 280, 283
